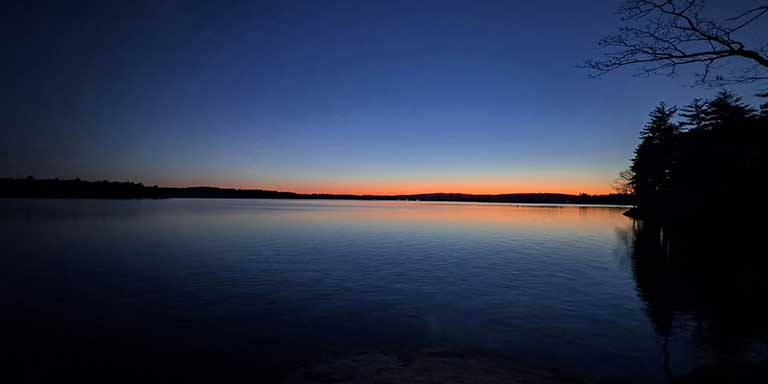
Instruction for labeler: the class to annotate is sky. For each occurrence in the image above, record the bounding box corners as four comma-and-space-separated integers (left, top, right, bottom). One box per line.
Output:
2, 0, 765, 195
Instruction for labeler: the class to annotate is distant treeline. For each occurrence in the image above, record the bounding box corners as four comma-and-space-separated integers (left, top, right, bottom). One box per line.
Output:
0, 177, 633, 205
619, 90, 767, 221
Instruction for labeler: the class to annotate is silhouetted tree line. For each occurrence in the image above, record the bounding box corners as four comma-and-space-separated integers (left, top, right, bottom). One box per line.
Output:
0, 177, 167, 199
0, 177, 632, 205
620, 90, 767, 221
0, 177, 300, 199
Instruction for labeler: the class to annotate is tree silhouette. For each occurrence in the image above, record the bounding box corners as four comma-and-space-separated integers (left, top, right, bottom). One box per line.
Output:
586, 0, 768, 88
760, 92, 768, 118
679, 98, 707, 131
612, 168, 635, 194
625, 90, 766, 220
630, 102, 679, 207
703, 90, 756, 129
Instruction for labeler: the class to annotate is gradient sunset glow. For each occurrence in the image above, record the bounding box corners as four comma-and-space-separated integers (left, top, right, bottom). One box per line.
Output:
258, 181, 614, 196
2, 1, 761, 191
186, 176, 616, 195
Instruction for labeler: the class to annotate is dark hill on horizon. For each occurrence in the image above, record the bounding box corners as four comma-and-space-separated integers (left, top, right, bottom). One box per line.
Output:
0, 177, 634, 206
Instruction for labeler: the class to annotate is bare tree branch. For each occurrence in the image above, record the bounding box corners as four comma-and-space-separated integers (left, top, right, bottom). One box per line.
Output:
612, 168, 635, 194
586, 0, 768, 87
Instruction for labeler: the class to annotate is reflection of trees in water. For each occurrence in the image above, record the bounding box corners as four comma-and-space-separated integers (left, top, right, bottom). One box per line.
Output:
617, 220, 768, 378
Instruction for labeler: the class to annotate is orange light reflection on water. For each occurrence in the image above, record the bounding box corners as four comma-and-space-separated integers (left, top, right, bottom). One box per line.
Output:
226, 200, 631, 234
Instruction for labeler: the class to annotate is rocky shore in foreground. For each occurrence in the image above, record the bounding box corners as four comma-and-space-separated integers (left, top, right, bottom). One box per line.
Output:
285, 349, 601, 384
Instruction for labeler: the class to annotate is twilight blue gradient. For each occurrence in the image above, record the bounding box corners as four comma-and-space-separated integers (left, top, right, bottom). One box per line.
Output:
2, 0, 765, 193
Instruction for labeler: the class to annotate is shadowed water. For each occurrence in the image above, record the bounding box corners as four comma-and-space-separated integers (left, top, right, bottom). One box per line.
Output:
1, 199, 765, 382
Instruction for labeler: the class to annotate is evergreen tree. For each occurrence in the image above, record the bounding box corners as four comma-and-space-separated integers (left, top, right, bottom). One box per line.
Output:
703, 90, 755, 130
758, 91, 768, 120
639, 102, 679, 143
623, 91, 766, 220
630, 103, 678, 206
679, 98, 707, 131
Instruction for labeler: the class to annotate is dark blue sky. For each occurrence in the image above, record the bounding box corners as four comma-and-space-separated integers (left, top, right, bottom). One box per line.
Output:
2, 0, 765, 194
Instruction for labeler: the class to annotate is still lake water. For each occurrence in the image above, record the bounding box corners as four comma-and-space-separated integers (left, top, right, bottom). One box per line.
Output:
1, 199, 766, 382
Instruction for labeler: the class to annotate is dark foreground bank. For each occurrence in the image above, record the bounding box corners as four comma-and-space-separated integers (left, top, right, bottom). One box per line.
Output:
287, 349, 768, 384
286, 349, 601, 384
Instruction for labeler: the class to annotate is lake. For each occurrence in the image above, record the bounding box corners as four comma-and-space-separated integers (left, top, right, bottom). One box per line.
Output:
1, 199, 766, 383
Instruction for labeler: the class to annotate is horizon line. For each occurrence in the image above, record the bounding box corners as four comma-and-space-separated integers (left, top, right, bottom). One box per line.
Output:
4, 176, 621, 197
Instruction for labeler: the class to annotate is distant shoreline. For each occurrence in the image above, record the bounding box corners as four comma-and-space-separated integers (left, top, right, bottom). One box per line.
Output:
0, 177, 635, 206
5, 196, 634, 209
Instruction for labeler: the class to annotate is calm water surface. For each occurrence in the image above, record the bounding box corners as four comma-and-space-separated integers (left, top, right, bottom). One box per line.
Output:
1, 199, 766, 382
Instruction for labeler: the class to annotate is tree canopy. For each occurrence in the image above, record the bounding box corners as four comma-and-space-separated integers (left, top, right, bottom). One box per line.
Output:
620, 90, 766, 220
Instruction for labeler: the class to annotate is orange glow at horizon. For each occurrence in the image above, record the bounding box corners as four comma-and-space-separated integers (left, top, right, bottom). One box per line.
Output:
193, 178, 615, 196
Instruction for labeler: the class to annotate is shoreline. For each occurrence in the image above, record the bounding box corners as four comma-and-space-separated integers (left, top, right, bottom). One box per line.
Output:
1, 177, 635, 206
0, 195, 634, 208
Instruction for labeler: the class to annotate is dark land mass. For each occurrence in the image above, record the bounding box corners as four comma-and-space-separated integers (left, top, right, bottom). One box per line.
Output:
0, 177, 634, 206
